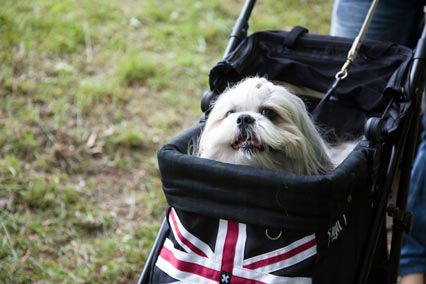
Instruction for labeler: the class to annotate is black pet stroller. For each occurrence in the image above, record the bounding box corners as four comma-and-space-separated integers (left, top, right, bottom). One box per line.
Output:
138, 1, 426, 283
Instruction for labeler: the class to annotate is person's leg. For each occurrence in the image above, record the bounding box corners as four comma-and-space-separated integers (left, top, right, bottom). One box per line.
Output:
330, 0, 421, 47
400, 273, 424, 284
400, 132, 426, 281
331, 0, 426, 280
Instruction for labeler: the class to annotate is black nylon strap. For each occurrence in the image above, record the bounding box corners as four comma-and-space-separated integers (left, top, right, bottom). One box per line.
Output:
283, 26, 309, 48
312, 77, 342, 122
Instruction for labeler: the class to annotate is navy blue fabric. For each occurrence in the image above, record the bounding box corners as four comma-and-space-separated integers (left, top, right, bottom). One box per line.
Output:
400, 121, 426, 276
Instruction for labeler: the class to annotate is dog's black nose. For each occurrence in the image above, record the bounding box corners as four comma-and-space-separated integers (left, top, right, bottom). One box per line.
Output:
237, 114, 255, 127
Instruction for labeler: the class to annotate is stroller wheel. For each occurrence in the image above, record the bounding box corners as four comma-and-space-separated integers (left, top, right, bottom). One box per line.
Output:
364, 117, 384, 143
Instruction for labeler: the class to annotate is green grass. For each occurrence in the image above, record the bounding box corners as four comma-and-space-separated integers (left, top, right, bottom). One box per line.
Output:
0, 0, 333, 283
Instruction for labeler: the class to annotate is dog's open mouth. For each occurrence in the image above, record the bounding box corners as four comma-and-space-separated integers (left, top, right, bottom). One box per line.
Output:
232, 136, 265, 152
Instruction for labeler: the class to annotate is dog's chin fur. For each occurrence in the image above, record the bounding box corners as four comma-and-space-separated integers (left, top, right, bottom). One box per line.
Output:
196, 77, 355, 176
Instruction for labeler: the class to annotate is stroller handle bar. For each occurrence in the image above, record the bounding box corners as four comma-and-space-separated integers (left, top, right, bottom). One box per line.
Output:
407, 6, 426, 99
201, 0, 256, 114
223, 0, 256, 58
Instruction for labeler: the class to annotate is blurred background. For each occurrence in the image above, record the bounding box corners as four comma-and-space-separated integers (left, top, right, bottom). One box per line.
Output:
0, 0, 332, 283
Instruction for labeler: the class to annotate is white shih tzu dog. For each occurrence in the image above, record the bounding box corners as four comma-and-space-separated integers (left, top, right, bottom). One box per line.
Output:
197, 77, 352, 175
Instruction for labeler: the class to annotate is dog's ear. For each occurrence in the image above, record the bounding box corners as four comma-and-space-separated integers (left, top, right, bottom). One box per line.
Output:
293, 105, 334, 175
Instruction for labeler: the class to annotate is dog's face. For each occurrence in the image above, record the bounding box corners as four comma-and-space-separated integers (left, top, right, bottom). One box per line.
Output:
198, 77, 333, 175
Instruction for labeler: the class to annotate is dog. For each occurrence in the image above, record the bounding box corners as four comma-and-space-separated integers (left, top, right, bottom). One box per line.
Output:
196, 77, 355, 175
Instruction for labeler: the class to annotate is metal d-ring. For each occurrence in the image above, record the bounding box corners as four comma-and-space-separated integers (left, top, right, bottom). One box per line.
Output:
335, 69, 348, 80
265, 228, 283, 241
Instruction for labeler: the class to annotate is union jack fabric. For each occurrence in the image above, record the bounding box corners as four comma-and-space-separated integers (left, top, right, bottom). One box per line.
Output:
153, 208, 317, 284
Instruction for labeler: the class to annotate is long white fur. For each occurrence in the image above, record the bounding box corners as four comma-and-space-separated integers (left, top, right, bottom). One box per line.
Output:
197, 77, 355, 175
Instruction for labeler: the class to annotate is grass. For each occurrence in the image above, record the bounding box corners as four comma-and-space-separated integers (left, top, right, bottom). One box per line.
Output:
0, 0, 333, 283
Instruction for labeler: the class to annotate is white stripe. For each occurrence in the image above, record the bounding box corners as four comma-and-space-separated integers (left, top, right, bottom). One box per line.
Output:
156, 256, 218, 284
164, 213, 316, 283
243, 233, 316, 271
169, 208, 214, 258
155, 238, 221, 284
157, 223, 314, 284
249, 244, 317, 274
233, 266, 312, 284
214, 219, 228, 263
163, 238, 221, 271
233, 222, 247, 267
158, 238, 312, 284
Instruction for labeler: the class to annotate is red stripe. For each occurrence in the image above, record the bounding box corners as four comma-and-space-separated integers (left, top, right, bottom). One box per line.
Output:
243, 238, 317, 270
170, 209, 208, 257
159, 246, 221, 281
221, 221, 239, 273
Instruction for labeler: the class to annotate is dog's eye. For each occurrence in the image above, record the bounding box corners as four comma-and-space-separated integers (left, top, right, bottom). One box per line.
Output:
224, 110, 235, 118
260, 108, 278, 120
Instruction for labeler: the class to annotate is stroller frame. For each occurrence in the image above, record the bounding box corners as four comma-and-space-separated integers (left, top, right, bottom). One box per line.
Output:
139, 1, 426, 283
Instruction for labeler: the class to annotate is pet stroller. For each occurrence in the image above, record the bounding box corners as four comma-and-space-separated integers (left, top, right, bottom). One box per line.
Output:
138, 1, 426, 283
